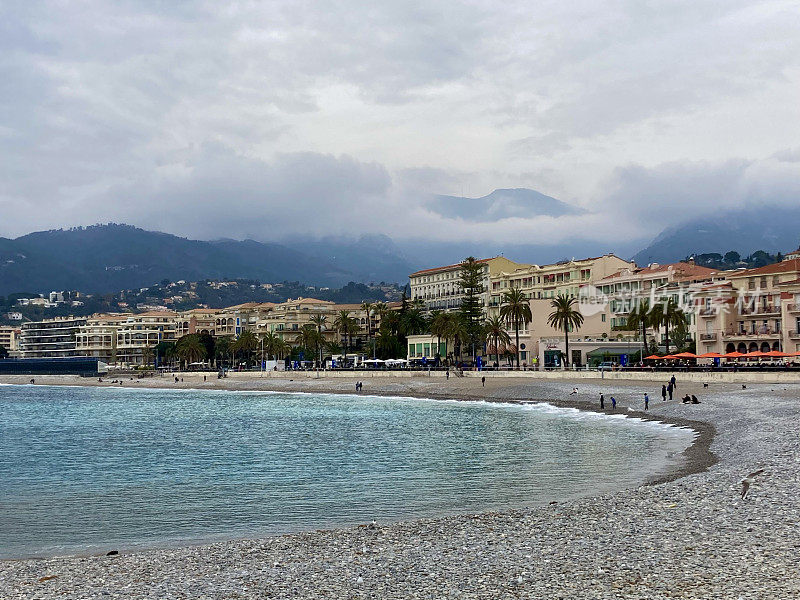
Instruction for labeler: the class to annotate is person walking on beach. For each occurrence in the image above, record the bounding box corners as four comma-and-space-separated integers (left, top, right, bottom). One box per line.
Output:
611, 396, 616, 410
667, 382, 674, 401
661, 384, 667, 402
446, 369, 450, 380
670, 374, 676, 389
481, 376, 485, 387
600, 394, 605, 409
644, 393, 649, 410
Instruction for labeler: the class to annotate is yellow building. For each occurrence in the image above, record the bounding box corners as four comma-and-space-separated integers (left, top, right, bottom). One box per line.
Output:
75, 312, 179, 366
0, 326, 21, 357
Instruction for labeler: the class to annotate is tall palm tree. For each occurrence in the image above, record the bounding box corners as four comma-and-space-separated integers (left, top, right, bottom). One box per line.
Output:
651, 298, 684, 354
214, 337, 231, 368
484, 315, 511, 367
547, 294, 584, 368
499, 288, 532, 368
309, 314, 327, 364
626, 298, 652, 359
429, 310, 449, 361
333, 310, 355, 354
401, 306, 427, 337
360, 302, 374, 357
140, 344, 155, 368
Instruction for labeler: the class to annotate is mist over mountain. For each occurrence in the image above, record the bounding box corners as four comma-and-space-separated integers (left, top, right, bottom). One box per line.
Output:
632, 205, 800, 265
429, 188, 581, 222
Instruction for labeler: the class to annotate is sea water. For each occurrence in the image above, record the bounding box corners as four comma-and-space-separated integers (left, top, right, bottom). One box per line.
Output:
0, 385, 694, 558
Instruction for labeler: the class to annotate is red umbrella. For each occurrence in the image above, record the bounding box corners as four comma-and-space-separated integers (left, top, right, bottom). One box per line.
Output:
644, 354, 661, 360
723, 351, 746, 358
744, 351, 768, 358
698, 352, 724, 358
673, 352, 697, 358
661, 355, 677, 359
763, 350, 790, 358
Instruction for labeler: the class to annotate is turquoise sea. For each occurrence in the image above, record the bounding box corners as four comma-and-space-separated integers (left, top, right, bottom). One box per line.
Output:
0, 385, 694, 559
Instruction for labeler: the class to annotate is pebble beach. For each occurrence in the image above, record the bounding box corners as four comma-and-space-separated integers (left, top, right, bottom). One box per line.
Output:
1, 374, 799, 599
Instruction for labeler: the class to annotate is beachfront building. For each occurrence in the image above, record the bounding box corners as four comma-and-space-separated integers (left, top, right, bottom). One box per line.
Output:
409, 256, 528, 313
257, 298, 392, 352
406, 334, 448, 362
0, 326, 21, 357
693, 256, 800, 355
216, 302, 278, 337
595, 261, 721, 353
485, 254, 636, 367
176, 308, 220, 338
75, 312, 179, 366
19, 317, 87, 359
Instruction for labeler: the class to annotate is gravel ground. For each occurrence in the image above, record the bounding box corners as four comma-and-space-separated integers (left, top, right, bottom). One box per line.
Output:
1, 376, 799, 599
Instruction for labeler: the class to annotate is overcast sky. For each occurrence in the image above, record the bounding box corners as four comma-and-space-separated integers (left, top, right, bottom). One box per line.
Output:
1, 1, 799, 246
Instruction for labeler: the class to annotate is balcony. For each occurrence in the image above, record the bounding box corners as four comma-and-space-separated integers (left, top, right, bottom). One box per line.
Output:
722, 329, 781, 340
788, 330, 800, 340
699, 332, 717, 341
699, 308, 716, 317
787, 303, 800, 313
751, 305, 779, 316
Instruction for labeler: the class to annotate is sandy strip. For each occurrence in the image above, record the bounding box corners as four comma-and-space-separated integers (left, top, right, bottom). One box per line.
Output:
1, 374, 798, 599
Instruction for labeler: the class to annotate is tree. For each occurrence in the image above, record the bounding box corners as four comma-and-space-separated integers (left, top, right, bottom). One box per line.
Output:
176, 334, 207, 368
401, 306, 427, 337
651, 299, 685, 354
140, 344, 155, 368
233, 329, 258, 366
724, 250, 741, 265
214, 337, 231, 368
626, 298, 652, 358
295, 325, 324, 365
0, 345, 7, 360
484, 315, 511, 367
309, 314, 328, 364
429, 311, 449, 361
499, 288, 532, 368
361, 301, 374, 354
458, 257, 486, 360
547, 294, 584, 368
333, 310, 356, 354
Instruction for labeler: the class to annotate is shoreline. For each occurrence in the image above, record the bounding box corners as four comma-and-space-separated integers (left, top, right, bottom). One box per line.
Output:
1, 375, 797, 598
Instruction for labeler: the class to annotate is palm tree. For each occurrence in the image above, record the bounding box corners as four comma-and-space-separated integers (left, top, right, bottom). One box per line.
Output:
429, 310, 449, 362
547, 294, 584, 368
333, 310, 355, 354
360, 302, 374, 357
214, 337, 231, 368
484, 315, 511, 367
499, 288, 532, 368
295, 324, 324, 364
401, 306, 427, 336
309, 314, 327, 364
233, 329, 258, 367
651, 298, 684, 354
176, 335, 206, 369
140, 344, 155, 368
626, 298, 652, 359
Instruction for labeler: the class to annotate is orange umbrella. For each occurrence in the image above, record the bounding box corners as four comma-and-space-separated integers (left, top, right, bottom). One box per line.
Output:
698, 352, 724, 358
744, 351, 768, 358
661, 355, 677, 359
673, 352, 697, 359
644, 354, 661, 359
763, 350, 790, 358
723, 351, 746, 358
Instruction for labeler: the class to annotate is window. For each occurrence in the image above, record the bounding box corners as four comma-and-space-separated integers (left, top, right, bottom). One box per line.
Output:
601, 314, 606, 322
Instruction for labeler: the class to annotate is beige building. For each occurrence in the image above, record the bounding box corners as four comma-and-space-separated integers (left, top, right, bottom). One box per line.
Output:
485, 254, 636, 366
693, 256, 800, 355
75, 312, 179, 366
409, 256, 528, 313
176, 308, 220, 338
0, 326, 21, 357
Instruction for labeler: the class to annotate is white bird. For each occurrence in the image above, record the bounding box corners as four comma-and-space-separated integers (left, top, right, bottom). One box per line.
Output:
741, 469, 765, 499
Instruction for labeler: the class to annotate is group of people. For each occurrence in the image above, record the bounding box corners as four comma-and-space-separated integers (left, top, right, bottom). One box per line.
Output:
594, 375, 700, 411
355, 381, 364, 392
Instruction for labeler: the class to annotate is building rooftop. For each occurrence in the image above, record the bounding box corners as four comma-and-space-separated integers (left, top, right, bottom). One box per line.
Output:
409, 257, 497, 277
727, 258, 800, 278
598, 261, 719, 283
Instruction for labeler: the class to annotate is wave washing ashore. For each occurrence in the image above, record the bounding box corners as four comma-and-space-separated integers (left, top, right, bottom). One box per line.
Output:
1, 375, 799, 598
